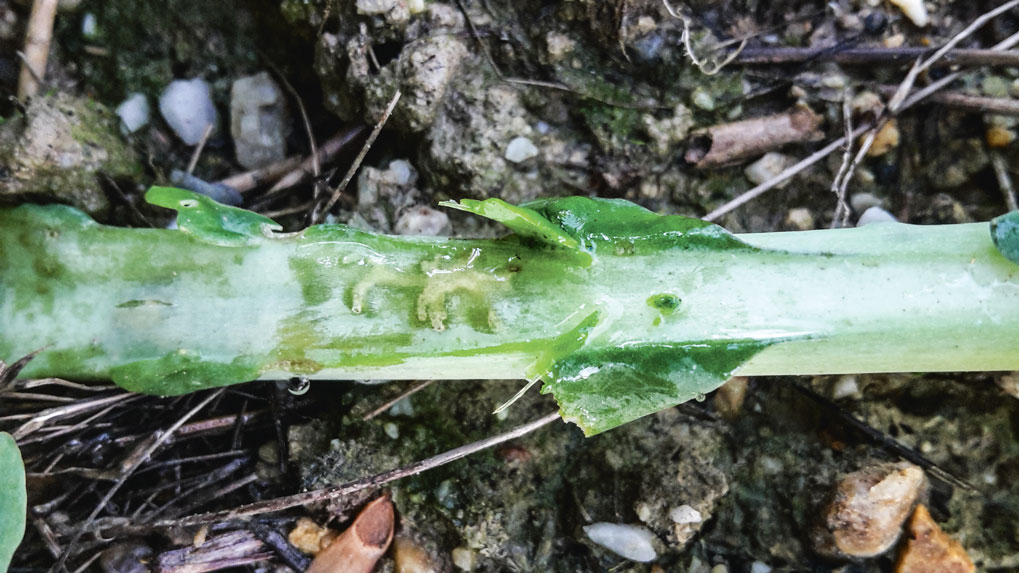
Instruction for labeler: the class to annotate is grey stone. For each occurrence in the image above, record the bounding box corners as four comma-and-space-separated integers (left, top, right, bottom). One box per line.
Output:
0, 93, 141, 215
159, 78, 218, 146
230, 72, 290, 169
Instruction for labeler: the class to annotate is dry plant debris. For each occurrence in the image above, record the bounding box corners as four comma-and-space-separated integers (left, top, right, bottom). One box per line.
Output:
895, 504, 975, 573
684, 106, 824, 169
307, 495, 394, 573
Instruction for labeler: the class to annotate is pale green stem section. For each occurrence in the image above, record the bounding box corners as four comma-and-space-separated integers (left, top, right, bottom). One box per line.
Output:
1, 204, 1017, 394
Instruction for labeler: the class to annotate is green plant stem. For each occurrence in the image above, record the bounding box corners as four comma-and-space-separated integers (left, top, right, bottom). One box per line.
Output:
2, 193, 1017, 433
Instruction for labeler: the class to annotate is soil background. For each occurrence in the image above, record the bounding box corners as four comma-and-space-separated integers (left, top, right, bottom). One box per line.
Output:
2, 0, 1019, 571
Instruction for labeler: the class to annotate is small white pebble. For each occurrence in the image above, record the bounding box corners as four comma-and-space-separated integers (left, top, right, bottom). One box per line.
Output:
832, 375, 860, 400
388, 396, 414, 417
451, 547, 476, 571
505, 136, 539, 163
116, 93, 150, 134
745, 152, 794, 187
691, 87, 715, 111
758, 455, 783, 474
356, 0, 398, 15
383, 422, 399, 439
387, 159, 414, 185
395, 207, 451, 236
850, 192, 883, 214
784, 207, 814, 231
857, 206, 898, 226
669, 505, 702, 525
750, 562, 772, 573
407, 0, 425, 14
159, 78, 218, 145
81, 12, 97, 38
583, 523, 657, 562
889, 0, 928, 27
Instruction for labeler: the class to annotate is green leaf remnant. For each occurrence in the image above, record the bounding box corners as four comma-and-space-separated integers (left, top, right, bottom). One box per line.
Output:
0, 432, 26, 571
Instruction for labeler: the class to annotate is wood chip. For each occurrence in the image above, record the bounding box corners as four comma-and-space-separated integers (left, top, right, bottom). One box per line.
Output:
684, 106, 823, 169
307, 494, 395, 573
895, 504, 975, 573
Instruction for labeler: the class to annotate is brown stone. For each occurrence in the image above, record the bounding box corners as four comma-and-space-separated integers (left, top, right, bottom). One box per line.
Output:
824, 462, 926, 557
713, 376, 749, 420
895, 504, 975, 573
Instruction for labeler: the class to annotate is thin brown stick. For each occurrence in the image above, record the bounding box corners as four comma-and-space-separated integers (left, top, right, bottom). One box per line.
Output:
362, 380, 434, 421
311, 90, 401, 224
455, 0, 503, 78
264, 59, 322, 197
139, 411, 561, 529
704, 16, 1019, 222
263, 126, 366, 196
703, 123, 873, 221
52, 391, 223, 572
12, 393, 137, 440
663, 0, 747, 75
735, 46, 1019, 68
217, 155, 303, 193
889, 0, 1019, 113
185, 124, 214, 175
155, 530, 270, 573
174, 410, 264, 437
260, 201, 318, 220
16, 0, 58, 100
830, 98, 855, 228
834, 121, 883, 227
991, 151, 1019, 213
19, 378, 113, 392
878, 86, 1019, 116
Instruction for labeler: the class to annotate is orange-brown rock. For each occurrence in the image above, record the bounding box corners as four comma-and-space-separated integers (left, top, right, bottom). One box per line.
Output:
288, 517, 339, 555
895, 504, 975, 573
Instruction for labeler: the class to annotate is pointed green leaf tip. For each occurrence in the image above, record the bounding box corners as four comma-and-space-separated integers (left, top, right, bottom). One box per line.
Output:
541, 340, 770, 435
991, 211, 1019, 265
441, 196, 752, 257
0, 432, 26, 571
440, 197, 583, 248
145, 186, 282, 246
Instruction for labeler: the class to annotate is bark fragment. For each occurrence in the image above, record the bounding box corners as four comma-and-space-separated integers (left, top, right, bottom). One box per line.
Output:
685, 106, 824, 169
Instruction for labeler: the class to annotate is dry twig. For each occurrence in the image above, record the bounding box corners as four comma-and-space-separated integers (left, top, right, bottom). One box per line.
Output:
830, 98, 855, 228
888, 0, 1019, 113
16, 0, 58, 100
878, 86, 1019, 116
185, 124, 215, 175
310, 90, 401, 225
705, 8, 1019, 221
262, 127, 366, 195
53, 391, 224, 572
990, 151, 1019, 213
362, 380, 434, 421
735, 45, 1019, 68
118, 411, 562, 531
155, 530, 271, 573
663, 0, 747, 75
